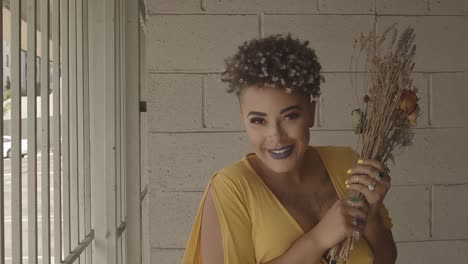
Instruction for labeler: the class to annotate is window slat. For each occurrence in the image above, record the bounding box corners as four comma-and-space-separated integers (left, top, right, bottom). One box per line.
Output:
41, 0, 52, 263
52, 0, 62, 263
61, 0, 71, 256
68, 1, 80, 262
0, 0, 4, 262
82, 0, 93, 261
27, 0, 39, 261
76, 1, 87, 259
11, 0, 23, 262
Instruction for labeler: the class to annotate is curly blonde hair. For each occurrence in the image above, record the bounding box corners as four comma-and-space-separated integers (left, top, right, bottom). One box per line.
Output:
220, 33, 324, 100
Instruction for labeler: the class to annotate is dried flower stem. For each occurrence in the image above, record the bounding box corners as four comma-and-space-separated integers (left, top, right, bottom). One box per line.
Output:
328, 24, 419, 263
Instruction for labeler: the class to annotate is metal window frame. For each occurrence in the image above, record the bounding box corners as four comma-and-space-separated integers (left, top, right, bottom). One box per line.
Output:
1, 0, 145, 262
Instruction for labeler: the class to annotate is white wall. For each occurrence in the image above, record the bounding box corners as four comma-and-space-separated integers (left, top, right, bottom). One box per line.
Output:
145, 1, 468, 263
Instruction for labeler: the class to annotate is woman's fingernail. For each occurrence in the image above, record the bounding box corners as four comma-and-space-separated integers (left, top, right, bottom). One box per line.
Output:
345, 180, 349, 185
346, 184, 350, 189
357, 159, 363, 164
347, 169, 352, 174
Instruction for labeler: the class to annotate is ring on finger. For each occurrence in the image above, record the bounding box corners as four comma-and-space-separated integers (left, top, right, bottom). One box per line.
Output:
375, 170, 385, 181
352, 229, 361, 240
352, 217, 364, 227
352, 217, 362, 226
347, 196, 359, 207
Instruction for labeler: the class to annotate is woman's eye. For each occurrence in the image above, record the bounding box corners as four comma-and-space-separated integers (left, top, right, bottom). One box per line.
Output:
250, 118, 265, 125
285, 113, 300, 120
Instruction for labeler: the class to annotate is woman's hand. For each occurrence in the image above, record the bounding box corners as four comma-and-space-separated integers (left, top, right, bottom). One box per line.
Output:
310, 198, 369, 251
345, 159, 391, 217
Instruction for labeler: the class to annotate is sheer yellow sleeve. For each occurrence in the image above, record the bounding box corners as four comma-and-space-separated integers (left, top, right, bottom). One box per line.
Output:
209, 173, 256, 263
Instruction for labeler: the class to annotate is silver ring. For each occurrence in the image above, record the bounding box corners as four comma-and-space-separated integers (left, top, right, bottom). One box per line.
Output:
352, 229, 361, 240
352, 217, 360, 226
368, 184, 375, 191
347, 197, 358, 207
375, 171, 385, 181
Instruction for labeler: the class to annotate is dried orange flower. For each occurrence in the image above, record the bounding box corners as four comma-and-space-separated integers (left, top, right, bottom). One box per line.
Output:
407, 105, 421, 126
399, 89, 419, 115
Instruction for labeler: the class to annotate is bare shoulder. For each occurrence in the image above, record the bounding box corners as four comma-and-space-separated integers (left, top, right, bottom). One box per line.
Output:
201, 185, 224, 263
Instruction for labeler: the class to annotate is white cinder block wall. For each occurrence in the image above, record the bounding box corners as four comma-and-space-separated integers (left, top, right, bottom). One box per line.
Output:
144, 0, 468, 263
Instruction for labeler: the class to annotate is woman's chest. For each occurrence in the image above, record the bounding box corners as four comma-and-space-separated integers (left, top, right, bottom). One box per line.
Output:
273, 177, 339, 233
251, 175, 339, 263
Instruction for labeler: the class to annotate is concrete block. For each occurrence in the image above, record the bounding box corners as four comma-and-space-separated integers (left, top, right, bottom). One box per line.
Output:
377, 0, 428, 14
429, 0, 468, 14
146, 15, 258, 71
204, 74, 244, 130
432, 184, 468, 239
205, 0, 318, 12
385, 185, 430, 242
309, 130, 359, 146
149, 191, 203, 248
386, 128, 468, 185
147, 0, 202, 12
148, 132, 251, 191
430, 72, 468, 127
147, 74, 203, 132
264, 15, 374, 72
377, 16, 468, 72
151, 249, 184, 264
319, 73, 429, 130
319, 0, 374, 13
396, 240, 468, 264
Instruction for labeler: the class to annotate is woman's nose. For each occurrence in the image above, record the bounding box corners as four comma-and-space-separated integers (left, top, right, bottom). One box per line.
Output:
266, 123, 285, 139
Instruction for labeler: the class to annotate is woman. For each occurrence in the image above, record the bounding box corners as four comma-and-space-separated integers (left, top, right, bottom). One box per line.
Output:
182, 34, 397, 264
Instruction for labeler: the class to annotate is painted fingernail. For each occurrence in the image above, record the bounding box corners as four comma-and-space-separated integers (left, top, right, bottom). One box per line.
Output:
346, 184, 350, 189
357, 159, 363, 164
347, 169, 352, 174
345, 180, 349, 185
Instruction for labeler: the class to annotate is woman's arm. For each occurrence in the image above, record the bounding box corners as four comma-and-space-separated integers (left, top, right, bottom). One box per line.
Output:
364, 213, 397, 264
200, 186, 224, 263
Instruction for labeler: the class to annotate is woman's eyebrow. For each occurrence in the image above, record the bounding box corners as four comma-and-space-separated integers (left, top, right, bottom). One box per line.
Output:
247, 105, 302, 117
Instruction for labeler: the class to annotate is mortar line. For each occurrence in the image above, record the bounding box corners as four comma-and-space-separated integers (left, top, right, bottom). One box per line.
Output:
147, 11, 468, 16
428, 74, 433, 126
374, 0, 378, 33
318, 95, 323, 128
200, 0, 207, 11
396, 238, 468, 243
148, 126, 466, 134
202, 76, 206, 128
429, 184, 433, 238
148, 70, 468, 75
259, 12, 264, 38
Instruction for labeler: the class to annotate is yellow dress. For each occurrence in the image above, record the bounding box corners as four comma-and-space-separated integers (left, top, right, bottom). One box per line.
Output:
182, 146, 393, 264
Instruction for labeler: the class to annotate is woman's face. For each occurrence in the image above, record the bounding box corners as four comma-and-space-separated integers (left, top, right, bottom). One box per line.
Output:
239, 86, 316, 175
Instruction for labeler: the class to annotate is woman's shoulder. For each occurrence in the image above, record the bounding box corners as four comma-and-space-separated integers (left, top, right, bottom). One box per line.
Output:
209, 155, 260, 195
